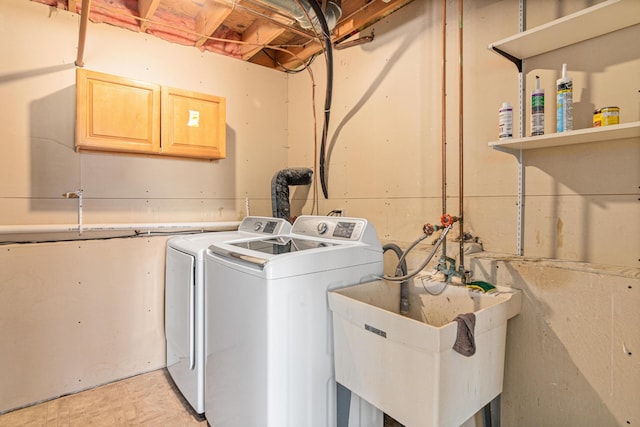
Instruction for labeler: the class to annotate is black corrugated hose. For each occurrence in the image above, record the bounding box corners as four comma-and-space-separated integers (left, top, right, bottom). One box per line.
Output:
307, 0, 333, 199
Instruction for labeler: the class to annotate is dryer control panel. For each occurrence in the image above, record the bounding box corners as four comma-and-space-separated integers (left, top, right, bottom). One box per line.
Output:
291, 216, 370, 242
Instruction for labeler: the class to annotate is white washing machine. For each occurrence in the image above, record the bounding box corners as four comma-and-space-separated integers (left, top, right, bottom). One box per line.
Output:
165, 216, 291, 415
204, 215, 384, 427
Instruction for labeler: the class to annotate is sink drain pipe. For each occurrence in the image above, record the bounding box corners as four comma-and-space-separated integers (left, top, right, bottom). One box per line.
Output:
271, 168, 313, 223
382, 243, 409, 314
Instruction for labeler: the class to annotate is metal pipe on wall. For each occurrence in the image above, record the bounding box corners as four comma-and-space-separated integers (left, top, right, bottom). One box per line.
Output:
458, 0, 465, 275
441, 0, 447, 258
75, 0, 92, 67
0, 222, 241, 235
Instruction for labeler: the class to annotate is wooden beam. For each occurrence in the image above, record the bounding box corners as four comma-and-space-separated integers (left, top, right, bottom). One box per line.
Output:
139, 0, 161, 33
68, 0, 77, 13
195, 0, 234, 48
333, 0, 415, 42
238, 20, 287, 61
278, 41, 322, 69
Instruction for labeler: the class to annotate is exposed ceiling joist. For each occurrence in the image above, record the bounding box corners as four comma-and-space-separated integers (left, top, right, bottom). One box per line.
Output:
276, 41, 321, 69
138, 0, 161, 33
31, 0, 416, 72
239, 20, 287, 60
334, 0, 408, 41
194, 0, 234, 48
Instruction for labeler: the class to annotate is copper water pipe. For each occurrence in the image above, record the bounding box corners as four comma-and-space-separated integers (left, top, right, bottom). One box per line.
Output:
458, 0, 465, 275
441, 0, 447, 257
75, 0, 92, 67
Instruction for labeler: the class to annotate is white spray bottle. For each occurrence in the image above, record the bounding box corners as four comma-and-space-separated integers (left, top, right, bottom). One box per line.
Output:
556, 64, 573, 132
531, 76, 544, 136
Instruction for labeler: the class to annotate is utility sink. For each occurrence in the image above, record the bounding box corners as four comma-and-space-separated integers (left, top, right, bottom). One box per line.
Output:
328, 279, 521, 427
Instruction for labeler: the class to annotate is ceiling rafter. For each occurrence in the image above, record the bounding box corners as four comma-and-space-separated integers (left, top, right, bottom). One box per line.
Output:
195, 0, 234, 48
31, 0, 416, 71
238, 20, 287, 60
138, 0, 161, 33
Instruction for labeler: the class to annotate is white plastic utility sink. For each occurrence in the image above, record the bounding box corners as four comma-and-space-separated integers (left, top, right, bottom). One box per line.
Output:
328, 279, 521, 427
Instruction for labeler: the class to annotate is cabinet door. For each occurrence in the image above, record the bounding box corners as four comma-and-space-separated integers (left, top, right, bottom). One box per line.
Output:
161, 87, 226, 159
76, 69, 161, 154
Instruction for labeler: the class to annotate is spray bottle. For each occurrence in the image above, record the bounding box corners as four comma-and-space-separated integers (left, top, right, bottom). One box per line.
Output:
498, 101, 513, 140
531, 76, 544, 136
556, 64, 573, 132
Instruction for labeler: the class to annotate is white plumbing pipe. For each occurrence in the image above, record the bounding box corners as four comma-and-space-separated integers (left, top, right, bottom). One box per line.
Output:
78, 190, 83, 235
0, 221, 241, 235
62, 189, 84, 234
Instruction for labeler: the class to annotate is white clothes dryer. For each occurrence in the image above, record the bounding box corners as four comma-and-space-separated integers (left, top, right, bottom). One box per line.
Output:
204, 215, 384, 427
165, 216, 291, 415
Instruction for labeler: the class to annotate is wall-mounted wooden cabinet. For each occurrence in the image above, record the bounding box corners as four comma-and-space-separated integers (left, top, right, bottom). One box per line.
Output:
161, 87, 226, 159
76, 69, 161, 154
76, 69, 226, 160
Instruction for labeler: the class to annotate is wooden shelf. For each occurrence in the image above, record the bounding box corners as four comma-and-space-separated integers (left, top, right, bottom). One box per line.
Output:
488, 121, 640, 151
488, 0, 640, 63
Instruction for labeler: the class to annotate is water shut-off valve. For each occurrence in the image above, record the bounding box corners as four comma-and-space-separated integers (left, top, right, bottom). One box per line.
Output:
422, 213, 460, 236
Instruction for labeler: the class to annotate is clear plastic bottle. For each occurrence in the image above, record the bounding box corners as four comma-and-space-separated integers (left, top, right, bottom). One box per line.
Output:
499, 101, 513, 140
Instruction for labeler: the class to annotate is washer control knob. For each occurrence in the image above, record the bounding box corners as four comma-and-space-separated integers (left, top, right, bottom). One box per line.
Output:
317, 222, 328, 235
254, 222, 263, 232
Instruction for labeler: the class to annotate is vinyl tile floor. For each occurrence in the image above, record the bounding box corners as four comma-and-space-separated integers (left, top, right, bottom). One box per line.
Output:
0, 369, 403, 427
0, 369, 207, 427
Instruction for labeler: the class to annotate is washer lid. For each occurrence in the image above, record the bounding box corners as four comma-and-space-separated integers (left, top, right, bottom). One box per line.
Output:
209, 236, 338, 267
230, 237, 337, 254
